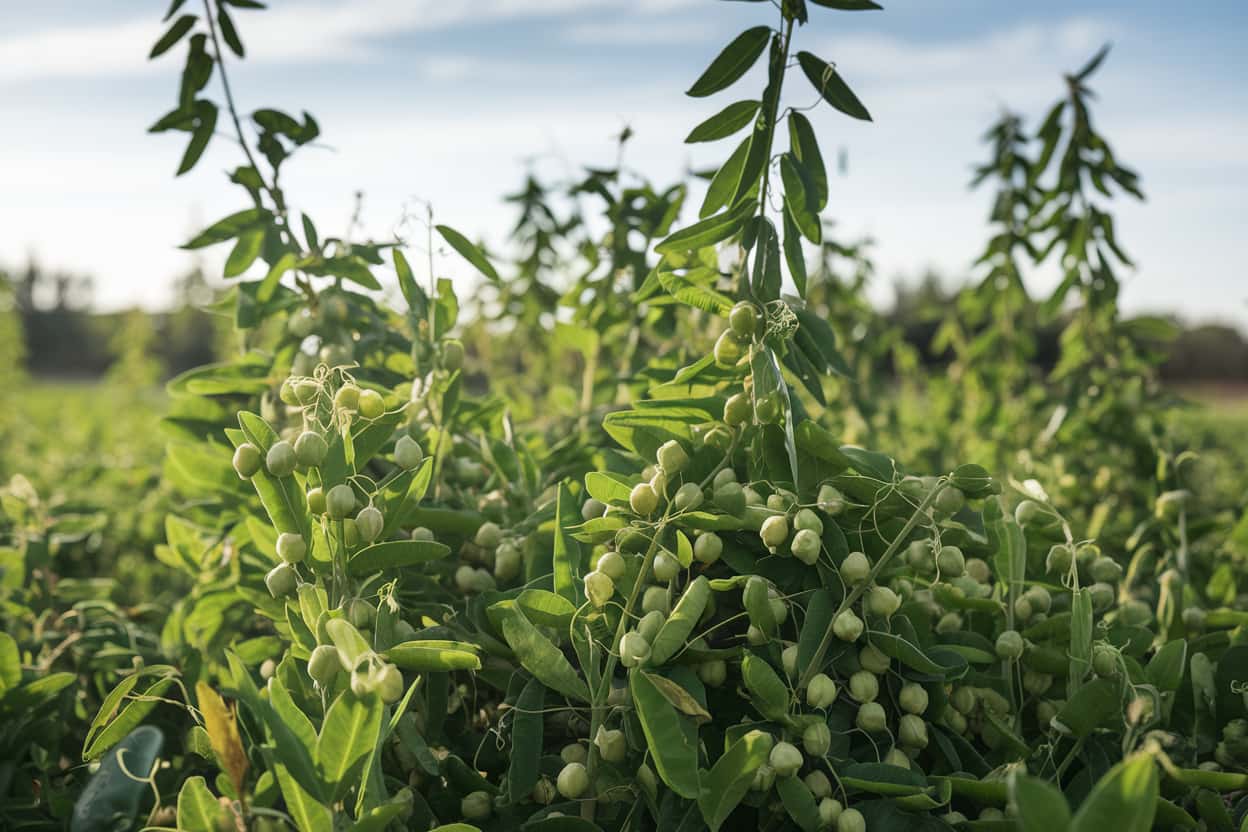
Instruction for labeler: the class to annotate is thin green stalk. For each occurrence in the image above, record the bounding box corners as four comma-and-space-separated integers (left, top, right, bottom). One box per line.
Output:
582, 509, 670, 820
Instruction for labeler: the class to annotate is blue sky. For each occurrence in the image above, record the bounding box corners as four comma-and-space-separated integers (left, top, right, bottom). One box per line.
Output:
2, 1, 1245, 328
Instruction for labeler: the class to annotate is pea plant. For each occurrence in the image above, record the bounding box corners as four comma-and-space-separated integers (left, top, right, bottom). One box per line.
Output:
27, 2, 1248, 832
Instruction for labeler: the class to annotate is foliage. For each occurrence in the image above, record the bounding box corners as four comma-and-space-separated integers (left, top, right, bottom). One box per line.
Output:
0, 2, 1245, 832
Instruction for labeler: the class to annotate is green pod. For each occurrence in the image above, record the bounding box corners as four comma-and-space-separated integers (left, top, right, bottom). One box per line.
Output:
649, 577, 711, 665
743, 576, 778, 637
1021, 645, 1069, 677
742, 653, 790, 722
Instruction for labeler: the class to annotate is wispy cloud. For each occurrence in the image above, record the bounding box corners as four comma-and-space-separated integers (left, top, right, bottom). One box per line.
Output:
0, 0, 702, 85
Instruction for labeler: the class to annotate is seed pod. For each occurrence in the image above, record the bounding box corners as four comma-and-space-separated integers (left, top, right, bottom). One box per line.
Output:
840, 551, 871, 584
694, 532, 723, 564
641, 585, 670, 615
657, 440, 690, 474
307, 644, 341, 686
233, 443, 263, 478
723, 392, 752, 426
334, 384, 360, 411
581, 498, 607, 521
394, 435, 424, 469
619, 631, 651, 668
714, 482, 747, 516
996, 630, 1025, 660
356, 506, 384, 542
838, 809, 866, 832
276, 532, 307, 564
899, 714, 928, 748
326, 484, 356, 520
782, 645, 799, 679
583, 570, 614, 609
376, 663, 404, 703
698, 659, 727, 687
266, 441, 297, 477
594, 726, 627, 763
713, 330, 746, 368
859, 644, 890, 675
596, 550, 626, 581
769, 742, 803, 778
936, 545, 965, 577
467, 522, 499, 550
672, 482, 703, 512
410, 526, 434, 542
265, 563, 298, 598
849, 671, 879, 703
1091, 556, 1123, 583
357, 389, 385, 419
819, 797, 844, 826
865, 586, 900, 618
803, 722, 832, 757
729, 301, 759, 338
441, 339, 465, 371
899, 683, 929, 715
293, 379, 320, 404
1046, 543, 1074, 574
856, 701, 887, 733
805, 771, 832, 800
307, 487, 326, 514
791, 529, 822, 565
494, 543, 521, 581
793, 508, 823, 535
461, 791, 492, 820
751, 764, 775, 792
556, 762, 589, 799
630, 483, 659, 517
294, 431, 328, 467
760, 515, 789, 552
817, 484, 846, 515
934, 485, 965, 517
807, 674, 838, 708
833, 609, 864, 642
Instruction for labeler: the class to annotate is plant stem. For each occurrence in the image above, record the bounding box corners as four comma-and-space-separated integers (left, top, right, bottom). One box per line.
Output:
582, 510, 669, 821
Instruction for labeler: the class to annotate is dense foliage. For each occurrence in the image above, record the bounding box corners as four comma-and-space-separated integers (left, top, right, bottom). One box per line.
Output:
2, 2, 1247, 832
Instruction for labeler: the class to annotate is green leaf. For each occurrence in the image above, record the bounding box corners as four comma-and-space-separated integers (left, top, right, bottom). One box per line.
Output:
741, 653, 789, 721
83, 668, 178, 760
700, 136, 752, 218
217, 7, 245, 56
223, 227, 264, 277
1069, 753, 1158, 832
840, 762, 928, 796
698, 730, 771, 831
177, 100, 217, 176
1146, 639, 1187, 693
1010, 772, 1071, 832
326, 619, 373, 672
776, 774, 821, 832
870, 632, 950, 678
809, 0, 882, 8
497, 604, 588, 702
0, 633, 18, 692
317, 689, 384, 800
552, 482, 584, 606
383, 641, 482, 672
796, 51, 872, 121
584, 471, 634, 505
347, 540, 450, 575
1053, 677, 1121, 738
657, 199, 755, 255
782, 211, 808, 297
687, 27, 772, 98
176, 776, 229, 832
505, 678, 545, 803
256, 251, 296, 303
435, 224, 499, 283
629, 668, 701, 799
1069, 587, 1093, 690
788, 112, 828, 211
686, 100, 760, 143
150, 14, 196, 58
261, 747, 332, 832
515, 589, 577, 629
643, 671, 712, 723
749, 216, 781, 301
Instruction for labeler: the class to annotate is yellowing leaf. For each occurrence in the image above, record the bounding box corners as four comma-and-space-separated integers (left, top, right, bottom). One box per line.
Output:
197, 681, 249, 797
